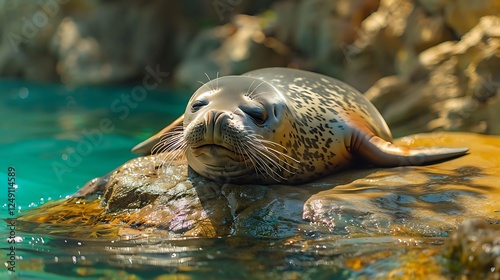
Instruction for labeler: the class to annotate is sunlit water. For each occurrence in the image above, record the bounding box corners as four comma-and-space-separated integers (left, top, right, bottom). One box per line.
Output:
0, 79, 474, 279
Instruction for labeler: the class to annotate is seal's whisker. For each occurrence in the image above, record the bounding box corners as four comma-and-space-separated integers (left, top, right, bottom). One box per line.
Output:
234, 139, 250, 166
233, 129, 265, 174
250, 149, 288, 181
197, 80, 213, 93
241, 130, 294, 155
255, 146, 296, 175
156, 135, 187, 167
154, 138, 184, 155
248, 81, 266, 99
152, 130, 187, 171
158, 130, 184, 142
156, 146, 185, 167
157, 131, 184, 144
243, 139, 296, 178
237, 143, 262, 176
204, 73, 215, 92
241, 142, 279, 180
156, 139, 185, 156
256, 145, 299, 171
249, 142, 295, 172
205, 73, 212, 82
216, 72, 219, 91
257, 139, 301, 164
152, 130, 185, 154
244, 134, 300, 169
157, 140, 188, 169
245, 80, 257, 97
238, 138, 274, 175
158, 148, 187, 171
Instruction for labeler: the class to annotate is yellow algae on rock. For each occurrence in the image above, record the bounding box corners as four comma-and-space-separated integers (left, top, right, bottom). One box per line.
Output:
304, 132, 500, 237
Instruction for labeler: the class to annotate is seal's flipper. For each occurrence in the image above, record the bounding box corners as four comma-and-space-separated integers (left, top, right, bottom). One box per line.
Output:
357, 135, 469, 167
132, 115, 184, 154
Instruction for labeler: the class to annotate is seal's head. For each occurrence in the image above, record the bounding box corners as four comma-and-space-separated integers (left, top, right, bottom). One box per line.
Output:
163, 76, 299, 184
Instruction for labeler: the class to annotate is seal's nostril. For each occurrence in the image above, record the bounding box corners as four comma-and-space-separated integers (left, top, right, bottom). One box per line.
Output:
213, 111, 226, 125
273, 104, 278, 118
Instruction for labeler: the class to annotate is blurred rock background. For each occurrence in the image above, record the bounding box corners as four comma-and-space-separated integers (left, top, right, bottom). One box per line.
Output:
0, 0, 499, 136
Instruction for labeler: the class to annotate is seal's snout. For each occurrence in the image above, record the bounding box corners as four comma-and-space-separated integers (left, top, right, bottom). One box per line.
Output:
208, 110, 229, 145
186, 109, 234, 146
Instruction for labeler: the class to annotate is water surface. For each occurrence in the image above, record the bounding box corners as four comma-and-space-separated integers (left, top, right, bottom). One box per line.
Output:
0, 79, 189, 210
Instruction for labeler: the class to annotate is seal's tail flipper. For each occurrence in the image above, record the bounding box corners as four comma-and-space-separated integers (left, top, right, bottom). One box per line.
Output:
132, 114, 185, 155
357, 135, 469, 167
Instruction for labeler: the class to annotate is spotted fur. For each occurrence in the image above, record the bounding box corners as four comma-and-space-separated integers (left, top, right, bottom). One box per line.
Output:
242, 68, 392, 183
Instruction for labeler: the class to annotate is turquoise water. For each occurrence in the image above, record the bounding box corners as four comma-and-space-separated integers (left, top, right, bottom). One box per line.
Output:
0, 79, 189, 211
0, 79, 192, 278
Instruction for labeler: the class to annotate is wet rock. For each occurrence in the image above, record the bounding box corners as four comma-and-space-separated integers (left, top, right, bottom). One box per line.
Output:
97, 158, 312, 237
17, 132, 500, 240
20, 153, 312, 238
445, 219, 500, 279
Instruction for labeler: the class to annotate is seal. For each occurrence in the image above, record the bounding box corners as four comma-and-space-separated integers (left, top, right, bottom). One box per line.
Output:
132, 67, 468, 185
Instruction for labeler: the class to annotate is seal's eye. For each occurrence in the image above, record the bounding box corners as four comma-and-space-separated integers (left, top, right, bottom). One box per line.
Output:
242, 106, 267, 126
191, 100, 208, 112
